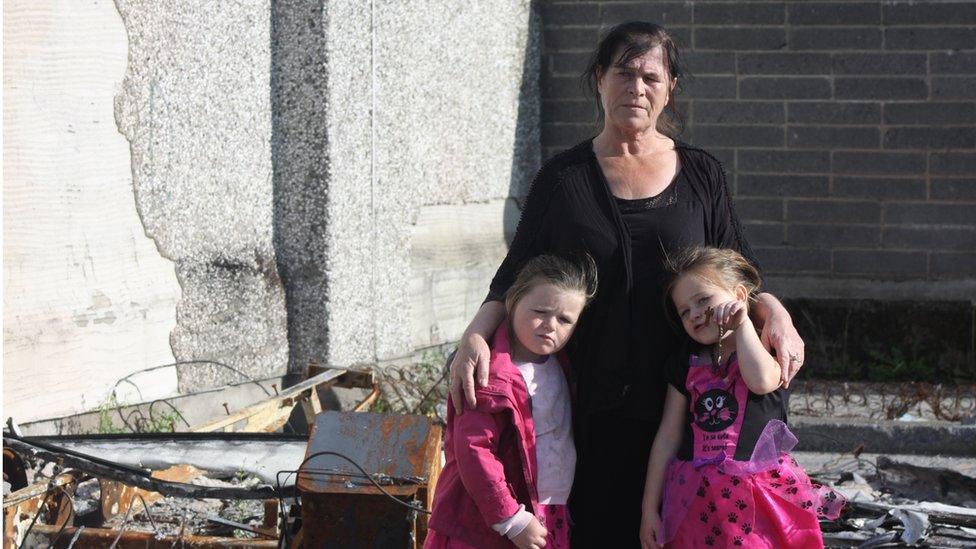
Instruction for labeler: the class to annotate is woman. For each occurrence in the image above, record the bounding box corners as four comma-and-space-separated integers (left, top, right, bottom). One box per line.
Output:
448, 22, 805, 546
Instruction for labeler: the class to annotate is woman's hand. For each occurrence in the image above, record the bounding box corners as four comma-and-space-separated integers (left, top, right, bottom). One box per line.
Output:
448, 332, 492, 414
640, 510, 663, 549
756, 295, 805, 388
511, 516, 548, 549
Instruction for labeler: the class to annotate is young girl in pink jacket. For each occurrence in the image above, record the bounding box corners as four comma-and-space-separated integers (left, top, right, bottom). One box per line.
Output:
426, 254, 597, 549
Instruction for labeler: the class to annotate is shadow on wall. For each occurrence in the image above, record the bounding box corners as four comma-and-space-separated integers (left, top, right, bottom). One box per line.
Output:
270, 1, 331, 379
505, 0, 543, 249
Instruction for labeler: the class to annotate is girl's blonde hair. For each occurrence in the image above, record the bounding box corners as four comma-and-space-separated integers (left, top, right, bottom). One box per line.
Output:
662, 246, 762, 321
504, 253, 599, 315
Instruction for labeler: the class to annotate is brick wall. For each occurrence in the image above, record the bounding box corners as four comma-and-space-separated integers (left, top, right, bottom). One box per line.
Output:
540, 0, 976, 294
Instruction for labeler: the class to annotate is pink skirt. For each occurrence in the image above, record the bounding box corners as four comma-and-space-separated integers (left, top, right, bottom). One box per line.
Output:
661, 422, 844, 548
425, 503, 570, 549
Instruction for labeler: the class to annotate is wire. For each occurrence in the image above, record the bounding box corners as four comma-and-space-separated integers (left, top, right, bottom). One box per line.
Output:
110, 360, 271, 400
46, 487, 76, 549
273, 449, 432, 548
65, 525, 85, 549
17, 489, 56, 549
274, 450, 430, 515
18, 480, 75, 549
410, 366, 449, 416
107, 495, 136, 549
148, 399, 193, 430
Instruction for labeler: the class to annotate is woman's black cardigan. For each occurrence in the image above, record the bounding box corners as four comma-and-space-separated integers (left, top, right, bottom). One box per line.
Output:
486, 138, 760, 442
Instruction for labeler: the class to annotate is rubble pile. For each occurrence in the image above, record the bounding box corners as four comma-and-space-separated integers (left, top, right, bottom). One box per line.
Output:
3, 369, 973, 548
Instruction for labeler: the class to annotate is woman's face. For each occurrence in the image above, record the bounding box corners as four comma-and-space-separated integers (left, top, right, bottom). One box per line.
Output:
596, 45, 676, 135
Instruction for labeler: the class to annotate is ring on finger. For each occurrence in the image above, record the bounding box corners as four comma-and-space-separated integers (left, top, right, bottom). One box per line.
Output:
789, 353, 802, 363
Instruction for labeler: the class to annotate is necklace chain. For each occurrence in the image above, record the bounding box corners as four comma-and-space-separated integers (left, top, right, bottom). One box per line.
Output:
708, 307, 726, 375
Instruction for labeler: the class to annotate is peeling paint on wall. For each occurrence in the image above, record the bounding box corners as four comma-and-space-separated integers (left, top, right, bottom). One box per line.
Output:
3, 0, 181, 421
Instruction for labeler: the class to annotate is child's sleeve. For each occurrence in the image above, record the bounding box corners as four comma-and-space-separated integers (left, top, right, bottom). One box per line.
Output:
664, 350, 690, 397
451, 408, 523, 526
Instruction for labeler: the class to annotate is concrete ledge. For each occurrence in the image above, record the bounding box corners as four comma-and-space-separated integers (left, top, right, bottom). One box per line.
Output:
792, 415, 976, 457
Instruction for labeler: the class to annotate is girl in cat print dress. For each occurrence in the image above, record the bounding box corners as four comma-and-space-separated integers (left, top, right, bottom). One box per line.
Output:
640, 246, 844, 549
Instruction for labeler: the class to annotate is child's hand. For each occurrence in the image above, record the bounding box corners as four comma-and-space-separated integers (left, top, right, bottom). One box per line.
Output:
640, 510, 663, 549
711, 299, 748, 330
511, 516, 547, 549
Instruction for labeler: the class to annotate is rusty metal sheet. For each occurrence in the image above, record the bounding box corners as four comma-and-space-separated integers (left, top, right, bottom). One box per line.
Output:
296, 412, 440, 548
296, 411, 440, 496
300, 493, 418, 548
4, 471, 82, 549
24, 524, 278, 548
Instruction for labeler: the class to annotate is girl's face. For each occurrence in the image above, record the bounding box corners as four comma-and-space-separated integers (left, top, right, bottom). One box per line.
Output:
509, 282, 586, 362
671, 272, 746, 346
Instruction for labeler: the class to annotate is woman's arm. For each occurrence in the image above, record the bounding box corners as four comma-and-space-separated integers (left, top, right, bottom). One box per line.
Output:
449, 164, 562, 412
751, 293, 805, 389
640, 386, 687, 549
706, 156, 805, 389
449, 301, 506, 413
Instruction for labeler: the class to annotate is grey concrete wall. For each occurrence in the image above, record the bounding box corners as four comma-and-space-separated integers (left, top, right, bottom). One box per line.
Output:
115, 0, 288, 391
4, 0, 538, 421
378, 0, 540, 354
276, 0, 539, 370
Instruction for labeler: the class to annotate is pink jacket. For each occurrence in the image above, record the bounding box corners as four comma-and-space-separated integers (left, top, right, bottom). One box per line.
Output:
426, 323, 571, 548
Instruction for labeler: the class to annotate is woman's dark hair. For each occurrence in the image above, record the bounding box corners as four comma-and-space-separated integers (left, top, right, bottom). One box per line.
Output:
504, 253, 599, 316
582, 21, 685, 137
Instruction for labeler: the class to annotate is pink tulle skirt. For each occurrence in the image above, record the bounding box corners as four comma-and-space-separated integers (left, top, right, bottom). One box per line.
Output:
661, 421, 844, 548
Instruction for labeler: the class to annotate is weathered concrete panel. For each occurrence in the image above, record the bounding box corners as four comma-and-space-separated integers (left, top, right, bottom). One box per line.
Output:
279, 0, 539, 368
2, 0, 181, 421
376, 0, 540, 359
410, 199, 520, 348
114, 0, 288, 390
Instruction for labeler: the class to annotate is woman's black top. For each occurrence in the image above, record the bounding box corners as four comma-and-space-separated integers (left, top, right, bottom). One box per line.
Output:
486, 138, 760, 444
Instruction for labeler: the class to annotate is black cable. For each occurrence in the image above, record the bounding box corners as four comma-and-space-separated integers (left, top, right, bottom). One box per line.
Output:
17, 477, 78, 549
148, 399, 192, 430
110, 360, 270, 398
18, 488, 56, 549
46, 487, 76, 549
274, 450, 430, 515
